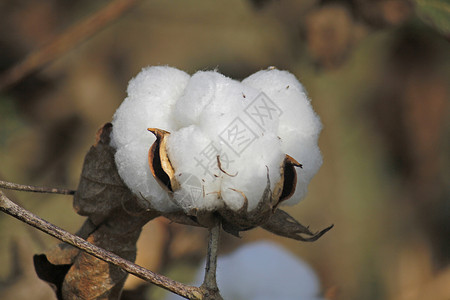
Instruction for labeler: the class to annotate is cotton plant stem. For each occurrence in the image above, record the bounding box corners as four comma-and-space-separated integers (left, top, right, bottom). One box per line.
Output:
0, 190, 203, 300
0, 180, 76, 195
201, 221, 223, 300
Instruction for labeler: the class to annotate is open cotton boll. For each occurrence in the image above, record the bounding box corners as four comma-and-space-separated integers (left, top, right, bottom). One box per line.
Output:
127, 66, 190, 104
220, 133, 284, 211
111, 66, 322, 216
196, 74, 262, 138
242, 69, 321, 138
168, 71, 285, 212
165, 125, 223, 211
173, 71, 217, 128
166, 241, 324, 300
279, 130, 322, 205
114, 141, 176, 212
242, 69, 322, 206
112, 66, 189, 148
110, 66, 189, 212
242, 68, 306, 93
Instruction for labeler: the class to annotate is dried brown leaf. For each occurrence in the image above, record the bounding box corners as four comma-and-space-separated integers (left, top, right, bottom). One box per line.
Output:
73, 123, 152, 224
36, 123, 160, 300
33, 255, 71, 300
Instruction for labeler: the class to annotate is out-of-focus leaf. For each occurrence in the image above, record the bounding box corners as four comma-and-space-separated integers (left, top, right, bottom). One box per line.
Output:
0, 239, 57, 300
305, 4, 357, 69
414, 0, 450, 37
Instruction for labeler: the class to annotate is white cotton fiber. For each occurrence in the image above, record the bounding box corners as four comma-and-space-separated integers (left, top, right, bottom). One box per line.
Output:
173, 71, 217, 128
111, 66, 189, 212
110, 66, 322, 213
114, 142, 176, 212
166, 241, 324, 300
242, 69, 322, 205
220, 133, 284, 211
165, 125, 223, 212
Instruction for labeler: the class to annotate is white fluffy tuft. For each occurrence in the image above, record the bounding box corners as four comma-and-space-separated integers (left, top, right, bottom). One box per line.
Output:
111, 66, 322, 213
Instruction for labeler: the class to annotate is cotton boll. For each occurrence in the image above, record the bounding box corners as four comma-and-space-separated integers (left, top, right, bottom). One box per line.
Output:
111, 66, 189, 148
280, 130, 323, 205
243, 68, 322, 204
114, 141, 177, 212
111, 97, 167, 149
166, 241, 324, 300
221, 133, 284, 211
110, 66, 190, 211
173, 71, 217, 127
276, 89, 322, 139
166, 125, 223, 211
243, 68, 306, 96
112, 116, 177, 212
174, 70, 260, 138
243, 68, 321, 136
168, 71, 285, 212
198, 74, 253, 139
127, 66, 189, 132
111, 66, 322, 216
110, 97, 148, 148
127, 66, 189, 104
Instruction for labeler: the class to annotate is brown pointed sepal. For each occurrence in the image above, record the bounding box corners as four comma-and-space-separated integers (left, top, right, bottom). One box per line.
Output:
147, 128, 179, 193
261, 209, 333, 242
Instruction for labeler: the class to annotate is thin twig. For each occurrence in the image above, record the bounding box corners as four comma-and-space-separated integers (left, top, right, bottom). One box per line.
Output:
0, 0, 139, 90
0, 180, 75, 195
0, 191, 203, 300
201, 221, 223, 300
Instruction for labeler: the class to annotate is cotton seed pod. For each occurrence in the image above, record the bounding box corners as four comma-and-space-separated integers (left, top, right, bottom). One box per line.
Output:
111, 66, 330, 238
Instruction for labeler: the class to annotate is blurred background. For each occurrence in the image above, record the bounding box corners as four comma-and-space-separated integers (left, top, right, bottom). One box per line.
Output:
0, 0, 449, 299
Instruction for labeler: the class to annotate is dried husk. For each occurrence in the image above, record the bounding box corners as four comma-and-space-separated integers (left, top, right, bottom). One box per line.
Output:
148, 128, 179, 192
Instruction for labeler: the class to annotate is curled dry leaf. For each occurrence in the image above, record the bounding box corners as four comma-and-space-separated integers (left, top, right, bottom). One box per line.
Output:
262, 209, 333, 242
35, 123, 159, 300
33, 255, 72, 300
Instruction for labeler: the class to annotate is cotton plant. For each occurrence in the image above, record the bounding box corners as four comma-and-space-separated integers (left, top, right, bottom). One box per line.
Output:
110, 66, 330, 237
0, 65, 332, 300
167, 241, 325, 300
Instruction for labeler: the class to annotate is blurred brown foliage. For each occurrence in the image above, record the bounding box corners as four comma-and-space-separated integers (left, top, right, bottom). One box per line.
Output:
0, 0, 449, 299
